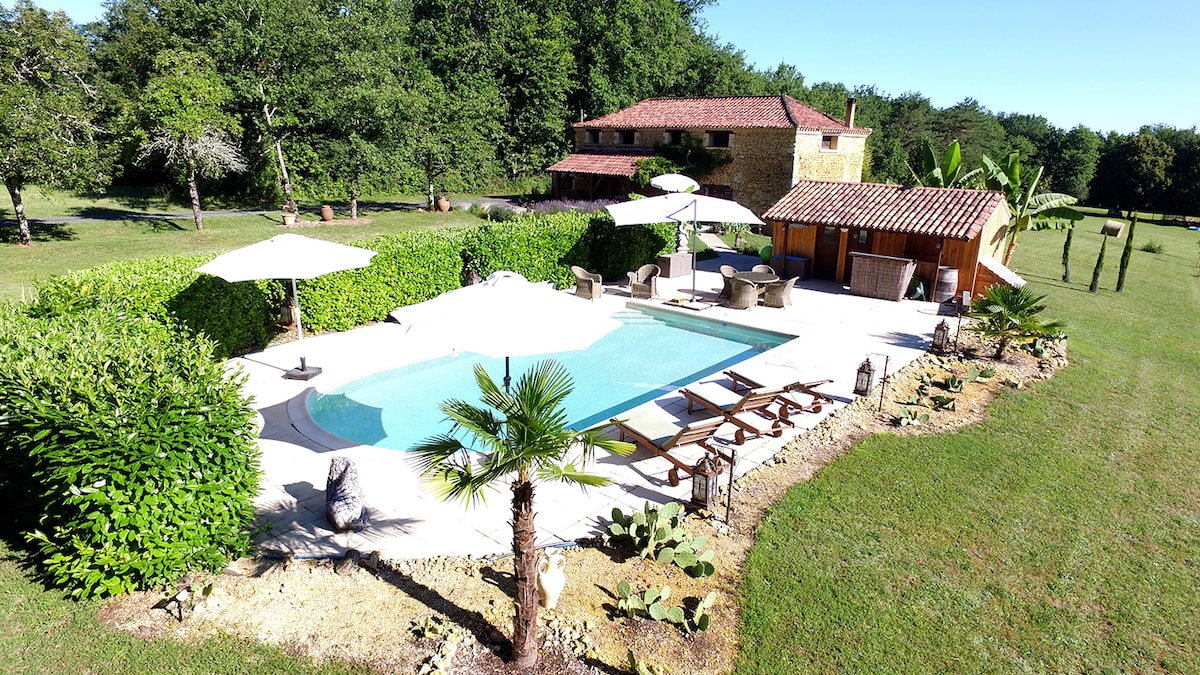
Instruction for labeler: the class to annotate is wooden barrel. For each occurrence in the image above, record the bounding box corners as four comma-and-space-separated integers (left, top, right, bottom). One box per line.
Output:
933, 266, 959, 302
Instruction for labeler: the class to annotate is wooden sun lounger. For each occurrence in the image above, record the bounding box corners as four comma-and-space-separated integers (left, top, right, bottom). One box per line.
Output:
679, 382, 793, 445
724, 365, 835, 415
612, 412, 727, 486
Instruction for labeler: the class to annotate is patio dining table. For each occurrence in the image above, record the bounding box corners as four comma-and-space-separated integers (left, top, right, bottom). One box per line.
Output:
734, 271, 779, 293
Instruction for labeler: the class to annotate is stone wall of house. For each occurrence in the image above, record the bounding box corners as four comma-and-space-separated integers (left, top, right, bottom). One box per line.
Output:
567, 125, 868, 216
792, 132, 868, 185
703, 127, 796, 216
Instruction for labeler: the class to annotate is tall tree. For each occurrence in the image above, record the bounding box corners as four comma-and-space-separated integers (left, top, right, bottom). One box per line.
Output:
412, 361, 632, 670
1046, 125, 1101, 201
1, 0, 111, 246
135, 51, 245, 230
1091, 132, 1174, 213
982, 150, 1083, 267
935, 99, 1009, 172
1151, 125, 1200, 217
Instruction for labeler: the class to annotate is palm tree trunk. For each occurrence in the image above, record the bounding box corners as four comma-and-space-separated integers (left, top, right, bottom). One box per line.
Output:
510, 478, 539, 670
5, 177, 31, 246
186, 157, 204, 231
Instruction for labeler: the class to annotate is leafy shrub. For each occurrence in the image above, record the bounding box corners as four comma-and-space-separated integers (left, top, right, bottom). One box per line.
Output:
1140, 240, 1165, 254
298, 229, 470, 332
0, 306, 261, 598
34, 254, 282, 359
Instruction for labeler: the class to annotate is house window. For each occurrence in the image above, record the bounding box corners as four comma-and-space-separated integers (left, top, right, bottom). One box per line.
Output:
857, 230, 869, 245
618, 130, 636, 145
665, 129, 684, 146
707, 130, 731, 148
586, 129, 600, 144
821, 135, 839, 151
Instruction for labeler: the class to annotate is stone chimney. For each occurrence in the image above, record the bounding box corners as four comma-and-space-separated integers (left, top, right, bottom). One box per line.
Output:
845, 97, 857, 128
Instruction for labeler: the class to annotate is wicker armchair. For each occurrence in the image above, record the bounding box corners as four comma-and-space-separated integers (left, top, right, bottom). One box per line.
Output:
718, 264, 738, 298
627, 264, 660, 299
763, 276, 798, 308
727, 276, 758, 309
570, 265, 603, 300
751, 264, 775, 275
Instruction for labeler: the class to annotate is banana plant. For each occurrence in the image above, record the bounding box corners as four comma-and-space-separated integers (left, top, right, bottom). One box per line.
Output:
909, 139, 983, 189
981, 151, 1083, 266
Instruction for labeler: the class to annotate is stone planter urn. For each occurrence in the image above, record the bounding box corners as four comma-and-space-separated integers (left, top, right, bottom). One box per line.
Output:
320, 205, 335, 221
536, 550, 566, 609
282, 211, 297, 226
435, 196, 451, 212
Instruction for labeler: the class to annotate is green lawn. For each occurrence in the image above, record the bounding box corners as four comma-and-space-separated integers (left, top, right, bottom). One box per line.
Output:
736, 216, 1200, 672
0, 188, 481, 300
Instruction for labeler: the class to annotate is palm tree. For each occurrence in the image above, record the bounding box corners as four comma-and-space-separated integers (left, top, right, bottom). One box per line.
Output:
411, 360, 633, 670
981, 150, 1083, 267
967, 284, 1065, 359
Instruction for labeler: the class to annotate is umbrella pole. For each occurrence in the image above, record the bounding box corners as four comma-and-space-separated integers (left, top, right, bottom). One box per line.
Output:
504, 356, 511, 393
292, 277, 304, 341
690, 202, 698, 302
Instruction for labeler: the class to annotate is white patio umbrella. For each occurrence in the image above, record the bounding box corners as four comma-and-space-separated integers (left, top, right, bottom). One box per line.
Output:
605, 189, 764, 303
649, 173, 699, 193
389, 271, 621, 391
196, 233, 377, 378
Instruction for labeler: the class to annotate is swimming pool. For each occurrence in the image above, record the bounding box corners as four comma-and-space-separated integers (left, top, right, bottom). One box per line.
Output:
306, 307, 793, 450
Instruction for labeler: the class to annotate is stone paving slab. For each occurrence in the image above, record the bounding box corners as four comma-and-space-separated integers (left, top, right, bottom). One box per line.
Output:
240, 251, 949, 560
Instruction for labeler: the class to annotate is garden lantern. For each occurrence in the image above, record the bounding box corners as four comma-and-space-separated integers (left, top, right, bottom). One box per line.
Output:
931, 319, 951, 353
691, 455, 720, 510
853, 357, 875, 396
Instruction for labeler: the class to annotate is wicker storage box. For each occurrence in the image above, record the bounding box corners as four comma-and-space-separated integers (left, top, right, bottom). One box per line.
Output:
848, 252, 917, 301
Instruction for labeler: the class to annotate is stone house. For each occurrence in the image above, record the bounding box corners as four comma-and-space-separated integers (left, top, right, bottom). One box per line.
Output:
547, 95, 871, 215
762, 180, 1023, 301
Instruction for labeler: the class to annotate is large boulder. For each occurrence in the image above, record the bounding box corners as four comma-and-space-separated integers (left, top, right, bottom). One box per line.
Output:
325, 457, 369, 532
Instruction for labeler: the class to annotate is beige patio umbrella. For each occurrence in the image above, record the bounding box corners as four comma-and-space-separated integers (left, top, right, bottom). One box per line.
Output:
606, 188, 764, 304
196, 233, 377, 378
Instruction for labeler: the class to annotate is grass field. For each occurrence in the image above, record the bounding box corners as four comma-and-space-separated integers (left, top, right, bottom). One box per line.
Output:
0, 188, 482, 300
736, 215, 1200, 672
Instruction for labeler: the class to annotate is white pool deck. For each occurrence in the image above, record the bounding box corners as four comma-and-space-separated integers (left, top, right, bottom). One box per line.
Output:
241, 246, 952, 560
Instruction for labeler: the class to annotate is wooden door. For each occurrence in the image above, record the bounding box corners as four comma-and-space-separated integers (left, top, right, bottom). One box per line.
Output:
813, 226, 840, 279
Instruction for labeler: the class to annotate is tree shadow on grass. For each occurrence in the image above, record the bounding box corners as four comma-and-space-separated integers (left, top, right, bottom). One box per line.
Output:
0, 220, 75, 243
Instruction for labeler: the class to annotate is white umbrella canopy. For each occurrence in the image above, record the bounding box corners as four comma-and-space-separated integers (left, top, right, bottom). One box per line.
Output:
605, 192, 763, 227
196, 233, 377, 379
389, 271, 621, 390
649, 172, 699, 193
196, 233, 377, 283
605, 190, 764, 303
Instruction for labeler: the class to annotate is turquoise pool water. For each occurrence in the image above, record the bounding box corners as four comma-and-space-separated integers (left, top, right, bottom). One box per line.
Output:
307, 308, 792, 451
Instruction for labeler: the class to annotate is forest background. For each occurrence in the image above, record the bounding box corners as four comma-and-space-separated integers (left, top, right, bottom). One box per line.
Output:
3, 0, 1197, 218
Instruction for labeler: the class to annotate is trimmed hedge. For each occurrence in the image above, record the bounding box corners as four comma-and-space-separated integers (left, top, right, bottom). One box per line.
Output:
0, 306, 261, 598
298, 228, 472, 333
34, 254, 282, 359
28, 212, 675, 353
299, 212, 674, 332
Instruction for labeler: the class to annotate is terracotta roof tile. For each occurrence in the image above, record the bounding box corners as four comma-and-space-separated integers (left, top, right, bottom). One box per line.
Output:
575, 96, 871, 134
545, 149, 654, 177
763, 180, 1007, 241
